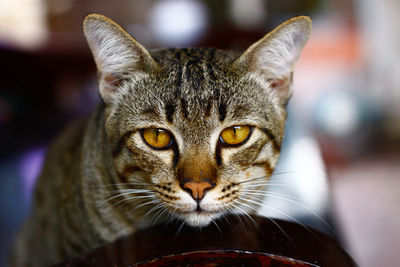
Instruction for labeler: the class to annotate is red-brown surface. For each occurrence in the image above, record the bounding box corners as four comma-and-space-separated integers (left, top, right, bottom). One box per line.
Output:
55, 215, 356, 267
138, 251, 317, 266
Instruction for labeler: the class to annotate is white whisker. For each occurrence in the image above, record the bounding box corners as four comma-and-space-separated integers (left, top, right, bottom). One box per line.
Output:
108, 189, 154, 194
231, 200, 259, 228
240, 196, 316, 237
144, 202, 165, 218
212, 220, 222, 233
127, 199, 159, 212
219, 212, 231, 226
176, 220, 186, 236
235, 198, 292, 241
242, 182, 294, 187
165, 209, 178, 226
104, 182, 152, 187
226, 205, 246, 229
151, 205, 170, 225
112, 194, 155, 207
97, 191, 146, 207
238, 176, 268, 184
268, 216, 292, 241
271, 171, 327, 178
240, 190, 334, 232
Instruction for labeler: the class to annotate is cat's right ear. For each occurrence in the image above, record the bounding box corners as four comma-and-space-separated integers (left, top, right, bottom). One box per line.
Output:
83, 14, 157, 104
234, 16, 311, 105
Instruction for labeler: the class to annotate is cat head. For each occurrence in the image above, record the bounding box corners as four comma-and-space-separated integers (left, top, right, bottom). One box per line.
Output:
83, 14, 311, 227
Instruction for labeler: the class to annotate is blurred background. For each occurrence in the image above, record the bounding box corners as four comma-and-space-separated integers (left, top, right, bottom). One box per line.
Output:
0, 0, 399, 266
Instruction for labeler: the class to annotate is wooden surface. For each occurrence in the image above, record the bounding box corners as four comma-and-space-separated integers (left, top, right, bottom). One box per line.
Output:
56, 215, 356, 266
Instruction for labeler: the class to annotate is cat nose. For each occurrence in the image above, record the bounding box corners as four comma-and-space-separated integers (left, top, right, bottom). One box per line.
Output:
180, 180, 215, 200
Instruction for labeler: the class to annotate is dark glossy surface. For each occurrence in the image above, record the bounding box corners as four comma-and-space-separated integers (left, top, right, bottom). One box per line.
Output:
56, 215, 356, 267
137, 251, 318, 267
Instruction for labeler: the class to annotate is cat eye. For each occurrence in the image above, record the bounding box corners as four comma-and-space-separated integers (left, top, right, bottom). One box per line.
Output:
219, 125, 252, 147
141, 128, 173, 150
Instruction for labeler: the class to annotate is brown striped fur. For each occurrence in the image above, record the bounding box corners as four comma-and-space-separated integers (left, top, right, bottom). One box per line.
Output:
9, 14, 311, 266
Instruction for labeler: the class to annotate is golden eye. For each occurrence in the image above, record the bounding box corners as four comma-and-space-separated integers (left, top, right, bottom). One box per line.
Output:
220, 125, 252, 146
142, 128, 173, 149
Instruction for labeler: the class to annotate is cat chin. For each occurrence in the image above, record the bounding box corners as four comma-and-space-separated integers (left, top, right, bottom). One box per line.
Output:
179, 211, 222, 227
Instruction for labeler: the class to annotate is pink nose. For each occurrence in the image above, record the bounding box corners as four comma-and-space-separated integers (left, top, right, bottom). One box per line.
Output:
181, 180, 214, 200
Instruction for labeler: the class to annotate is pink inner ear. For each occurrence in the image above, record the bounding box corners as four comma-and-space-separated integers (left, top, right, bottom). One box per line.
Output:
104, 74, 123, 88
265, 75, 292, 105
267, 77, 288, 89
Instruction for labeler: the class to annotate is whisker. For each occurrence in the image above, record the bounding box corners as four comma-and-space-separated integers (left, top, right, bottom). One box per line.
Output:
151, 205, 170, 225
240, 190, 334, 232
97, 191, 148, 207
226, 205, 246, 230
242, 182, 294, 188
239, 170, 329, 187
212, 220, 222, 233
220, 212, 231, 226
145, 203, 168, 225
240, 197, 317, 238
231, 200, 259, 228
176, 220, 186, 237
235, 198, 291, 241
271, 171, 328, 178
107, 189, 154, 194
238, 176, 268, 185
111, 194, 155, 208
150, 202, 176, 226
165, 209, 178, 227
268, 216, 292, 241
144, 202, 165, 218
128, 199, 159, 213
103, 182, 152, 187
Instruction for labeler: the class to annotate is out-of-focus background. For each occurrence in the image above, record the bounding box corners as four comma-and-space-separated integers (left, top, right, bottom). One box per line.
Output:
0, 0, 399, 266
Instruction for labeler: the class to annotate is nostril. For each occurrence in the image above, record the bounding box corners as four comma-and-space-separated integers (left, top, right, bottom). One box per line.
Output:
207, 180, 216, 190
180, 179, 215, 200
180, 181, 192, 194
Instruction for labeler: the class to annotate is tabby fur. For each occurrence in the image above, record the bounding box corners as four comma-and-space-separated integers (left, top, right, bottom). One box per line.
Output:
9, 14, 311, 266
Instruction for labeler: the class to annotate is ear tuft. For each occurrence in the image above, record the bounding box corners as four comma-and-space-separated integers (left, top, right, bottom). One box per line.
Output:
235, 16, 312, 105
83, 14, 157, 104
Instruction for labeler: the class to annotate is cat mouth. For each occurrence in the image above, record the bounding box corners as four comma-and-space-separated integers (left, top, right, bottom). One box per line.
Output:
178, 210, 222, 227
195, 203, 203, 212
177, 204, 221, 217
179, 208, 214, 215
190, 202, 222, 214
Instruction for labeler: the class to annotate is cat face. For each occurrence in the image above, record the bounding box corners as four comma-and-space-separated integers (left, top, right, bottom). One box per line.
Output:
84, 14, 311, 227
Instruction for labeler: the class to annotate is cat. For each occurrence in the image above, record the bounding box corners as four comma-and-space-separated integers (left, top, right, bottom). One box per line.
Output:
9, 14, 311, 267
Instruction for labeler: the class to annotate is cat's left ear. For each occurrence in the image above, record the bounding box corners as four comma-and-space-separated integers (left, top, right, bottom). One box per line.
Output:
83, 14, 158, 104
234, 16, 311, 105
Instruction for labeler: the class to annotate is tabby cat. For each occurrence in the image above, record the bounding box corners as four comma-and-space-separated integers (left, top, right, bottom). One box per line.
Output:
10, 14, 311, 266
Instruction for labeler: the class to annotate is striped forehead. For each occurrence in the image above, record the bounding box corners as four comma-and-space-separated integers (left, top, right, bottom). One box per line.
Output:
150, 48, 237, 123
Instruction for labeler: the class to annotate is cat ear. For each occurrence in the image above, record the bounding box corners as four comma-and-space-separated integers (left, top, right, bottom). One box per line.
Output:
83, 14, 157, 104
235, 16, 311, 105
